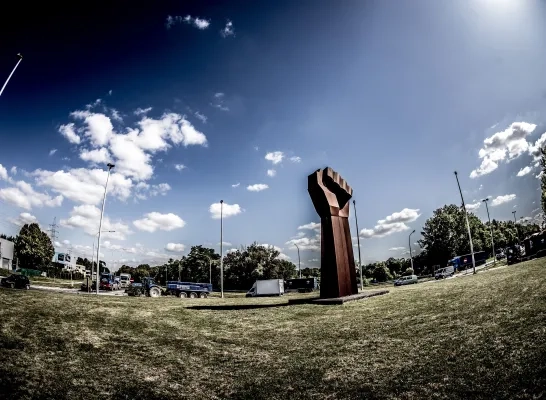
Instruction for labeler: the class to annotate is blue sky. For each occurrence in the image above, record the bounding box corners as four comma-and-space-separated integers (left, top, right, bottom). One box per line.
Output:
1, 0, 545, 270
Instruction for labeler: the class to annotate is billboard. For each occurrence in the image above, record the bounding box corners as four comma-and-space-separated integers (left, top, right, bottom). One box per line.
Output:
52, 252, 74, 265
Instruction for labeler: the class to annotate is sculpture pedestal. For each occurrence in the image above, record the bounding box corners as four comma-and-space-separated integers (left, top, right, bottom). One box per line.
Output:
288, 290, 389, 306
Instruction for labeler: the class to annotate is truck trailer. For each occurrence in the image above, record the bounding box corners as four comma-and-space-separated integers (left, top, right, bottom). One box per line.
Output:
246, 279, 284, 297
165, 281, 212, 298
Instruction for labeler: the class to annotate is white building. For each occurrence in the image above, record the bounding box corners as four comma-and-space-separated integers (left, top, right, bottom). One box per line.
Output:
0, 238, 14, 271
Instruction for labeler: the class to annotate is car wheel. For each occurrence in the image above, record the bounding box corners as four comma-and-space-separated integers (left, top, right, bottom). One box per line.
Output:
189, 292, 197, 299
25, 284, 30, 290
199, 292, 208, 299
149, 287, 161, 297
178, 291, 187, 299
9, 283, 15, 289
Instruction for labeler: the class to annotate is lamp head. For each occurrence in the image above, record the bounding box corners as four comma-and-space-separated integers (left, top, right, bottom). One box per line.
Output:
107, 163, 115, 170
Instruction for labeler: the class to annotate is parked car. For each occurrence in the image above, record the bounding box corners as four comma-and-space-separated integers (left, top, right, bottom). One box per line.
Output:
435, 266, 454, 279
496, 252, 506, 260
394, 275, 418, 286
1, 274, 30, 290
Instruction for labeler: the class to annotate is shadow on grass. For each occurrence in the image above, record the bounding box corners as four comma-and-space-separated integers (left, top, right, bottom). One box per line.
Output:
187, 303, 291, 311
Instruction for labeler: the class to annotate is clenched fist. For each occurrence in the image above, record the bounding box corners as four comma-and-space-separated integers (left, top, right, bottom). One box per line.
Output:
308, 167, 353, 218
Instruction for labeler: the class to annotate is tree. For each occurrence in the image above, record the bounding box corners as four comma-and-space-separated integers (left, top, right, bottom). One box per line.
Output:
419, 204, 488, 267
14, 223, 54, 270
372, 264, 392, 282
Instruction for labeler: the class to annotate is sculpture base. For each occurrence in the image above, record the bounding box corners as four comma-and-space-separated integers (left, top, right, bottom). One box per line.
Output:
288, 290, 389, 306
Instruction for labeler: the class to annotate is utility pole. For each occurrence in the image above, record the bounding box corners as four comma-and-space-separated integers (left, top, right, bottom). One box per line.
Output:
353, 200, 364, 291
294, 243, 301, 278
482, 198, 496, 265
220, 200, 224, 299
96, 163, 115, 295
0, 53, 23, 97
409, 229, 416, 272
48, 217, 59, 245
512, 210, 520, 244
454, 171, 476, 274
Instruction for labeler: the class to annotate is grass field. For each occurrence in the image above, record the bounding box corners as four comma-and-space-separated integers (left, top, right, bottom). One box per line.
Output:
0, 260, 545, 399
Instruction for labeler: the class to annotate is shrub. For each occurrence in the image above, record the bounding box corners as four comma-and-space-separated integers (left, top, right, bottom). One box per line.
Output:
402, 268, 414, 276
372, 265, 393, 282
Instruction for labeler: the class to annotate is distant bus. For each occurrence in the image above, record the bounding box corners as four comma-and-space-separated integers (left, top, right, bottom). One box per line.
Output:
448, 251, 487, 271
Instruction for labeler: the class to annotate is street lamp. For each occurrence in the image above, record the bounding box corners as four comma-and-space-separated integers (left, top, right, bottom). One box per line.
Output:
220, 200, 224, 299
294, 243, 301, 278
512, 210, 519, 244
0, 53, 23, 97
96, 163, 115, 295
353, 200, 364, 291
482, 198, 496, 265
454, 171, 476, 274
409, 229, 416, 272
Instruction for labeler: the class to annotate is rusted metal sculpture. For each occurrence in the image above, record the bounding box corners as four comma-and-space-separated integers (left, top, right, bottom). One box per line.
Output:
308, 167, 358, 299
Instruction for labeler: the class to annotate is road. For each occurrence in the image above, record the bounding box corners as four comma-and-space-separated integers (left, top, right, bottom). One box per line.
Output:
30, 284, 128, 296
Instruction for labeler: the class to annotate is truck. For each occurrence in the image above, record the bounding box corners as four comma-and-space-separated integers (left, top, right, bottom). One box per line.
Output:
165, 281, 212, 299
246, 279, 284, 297
447, 251, 487, 271
118, 273, 132, 288
285, 278, 318, 293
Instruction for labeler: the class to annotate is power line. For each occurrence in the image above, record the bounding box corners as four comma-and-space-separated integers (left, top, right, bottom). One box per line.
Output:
48, 217, 59, 244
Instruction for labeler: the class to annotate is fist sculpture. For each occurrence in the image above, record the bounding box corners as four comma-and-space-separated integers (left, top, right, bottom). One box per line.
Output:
308, 167, 358, 298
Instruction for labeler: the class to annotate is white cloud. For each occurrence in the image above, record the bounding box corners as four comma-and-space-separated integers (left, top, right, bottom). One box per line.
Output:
110, 109, 123, 122
33, 168, 132, 205
174, 164, 186, 171
71, 110, 114, 147
10, 166, 17, 175
165, 243, 185, 252
209, 202, 242, 219
133, 212, 186, 232
389, 247, 405, 251
193, 17, 210, 29
80, 147, 111, 164
221, 20, 234, 37
231, 183, 240, 188
108, 90, 112, 96
286, 235, 320, 251
0, 164, 8, 181
0, 180, 63, 210
260, 244, 283, 253
289, 156, 301, 163
9, 212, 38, 227
517, 166, 533, 177
465, 201, 481, 211
267, 169, 276, 177
247, 183, 269, 192
265, 151, 284, 164
168, 15, 210, 30
60, 204, 132, 241
64, 109, 207, 181
470, 122, 537, 178
59, 123, 81, 144
360, 208, 421, 239
194, 111, 207, 123
278, 253, 291, 261
298, 222, 321, 231
63, 239, 70, 245
491, 194, 516, 207
214, 93, 224, 98
134, 107, 152, 116
49, 149, 57, 156
218, 241, 232, 247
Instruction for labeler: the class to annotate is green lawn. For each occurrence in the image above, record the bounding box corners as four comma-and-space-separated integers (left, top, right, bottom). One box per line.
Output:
0, 260, 545, 399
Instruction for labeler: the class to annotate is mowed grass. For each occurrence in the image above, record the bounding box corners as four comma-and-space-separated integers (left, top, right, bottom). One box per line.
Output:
0, 261, 545, 399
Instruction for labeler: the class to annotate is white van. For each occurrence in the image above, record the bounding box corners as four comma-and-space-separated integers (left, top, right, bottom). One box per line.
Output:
394, 275, 418, 286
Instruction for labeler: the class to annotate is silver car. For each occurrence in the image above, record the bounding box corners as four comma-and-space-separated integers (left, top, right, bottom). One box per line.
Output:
394, 275, 418, 286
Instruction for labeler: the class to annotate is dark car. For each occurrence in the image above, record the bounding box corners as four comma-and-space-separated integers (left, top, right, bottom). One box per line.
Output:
1, 274, 30, 290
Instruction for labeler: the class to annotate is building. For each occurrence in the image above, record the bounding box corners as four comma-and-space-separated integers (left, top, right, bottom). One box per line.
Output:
0, 238, 14, 270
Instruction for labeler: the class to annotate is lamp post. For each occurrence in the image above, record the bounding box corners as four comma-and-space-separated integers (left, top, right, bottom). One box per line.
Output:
454, 171, 476, 274
294, 243, 301, 278
353, 200, 364, 291
409, 229, 416, 272
512, 210, 519, 244
96, 163, 115, 295
0, 53, 23, 97
482, 198, 496, 265
220, 200, 224, 299
91, 230, 115, 290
